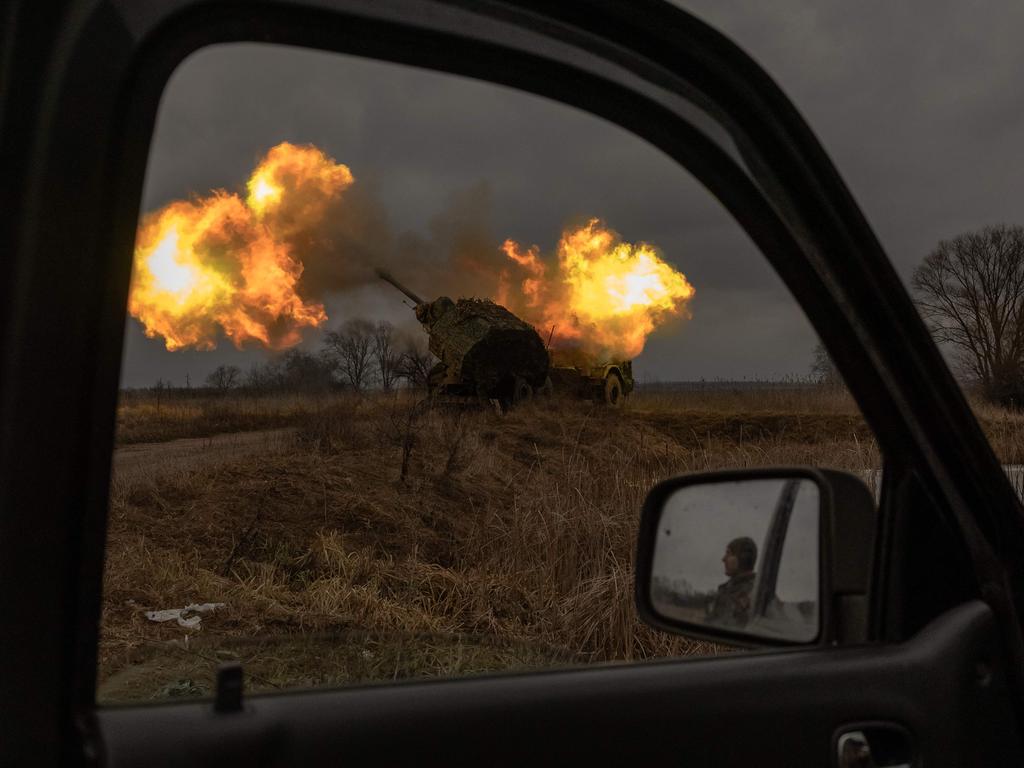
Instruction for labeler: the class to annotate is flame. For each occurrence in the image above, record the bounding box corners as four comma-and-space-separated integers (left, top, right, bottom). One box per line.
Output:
248, 178, 282, 213
500, 219, 694, 359
245, 141, 352, 225
129, 143, 352, 350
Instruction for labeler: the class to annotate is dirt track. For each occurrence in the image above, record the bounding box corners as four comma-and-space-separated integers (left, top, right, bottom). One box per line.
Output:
112, 429, 295, 483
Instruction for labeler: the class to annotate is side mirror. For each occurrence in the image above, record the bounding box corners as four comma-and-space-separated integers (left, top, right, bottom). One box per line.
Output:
635, 467, 876, 647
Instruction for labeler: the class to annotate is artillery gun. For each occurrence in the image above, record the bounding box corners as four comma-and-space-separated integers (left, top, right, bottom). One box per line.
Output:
377, 269, 550, 408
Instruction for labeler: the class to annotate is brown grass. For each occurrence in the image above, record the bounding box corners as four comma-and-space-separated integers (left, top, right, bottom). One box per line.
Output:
100, 385, 1021, 702
115, 392, 334, 445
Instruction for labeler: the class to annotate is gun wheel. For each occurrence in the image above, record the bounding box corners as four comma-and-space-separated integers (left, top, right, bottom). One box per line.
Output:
513, 377, 534, 404
604, 374, 624, 407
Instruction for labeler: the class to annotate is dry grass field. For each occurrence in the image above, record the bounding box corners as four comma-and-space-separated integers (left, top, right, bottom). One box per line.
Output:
116, 391, 317, 445
99, 386, 1023, 702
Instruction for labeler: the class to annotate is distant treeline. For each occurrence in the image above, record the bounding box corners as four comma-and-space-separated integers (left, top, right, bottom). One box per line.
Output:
131, 319, 435, 396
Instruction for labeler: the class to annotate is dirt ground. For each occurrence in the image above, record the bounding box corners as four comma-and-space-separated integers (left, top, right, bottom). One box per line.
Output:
112, 429, 295, 483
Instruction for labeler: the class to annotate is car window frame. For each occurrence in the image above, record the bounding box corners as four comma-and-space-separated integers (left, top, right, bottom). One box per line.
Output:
4, 0, 1024, 754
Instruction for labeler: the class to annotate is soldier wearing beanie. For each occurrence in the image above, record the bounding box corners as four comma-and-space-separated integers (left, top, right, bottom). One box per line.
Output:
706, 536, 758, 628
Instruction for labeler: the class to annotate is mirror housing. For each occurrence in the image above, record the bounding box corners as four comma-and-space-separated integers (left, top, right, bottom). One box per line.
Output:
635, 467, 876, 647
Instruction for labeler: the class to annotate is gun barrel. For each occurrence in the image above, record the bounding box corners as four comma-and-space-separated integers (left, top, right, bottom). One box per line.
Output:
376, 268, 425, 306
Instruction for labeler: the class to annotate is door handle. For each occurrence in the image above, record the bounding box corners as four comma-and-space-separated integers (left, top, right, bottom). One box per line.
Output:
837, 728, 913, 768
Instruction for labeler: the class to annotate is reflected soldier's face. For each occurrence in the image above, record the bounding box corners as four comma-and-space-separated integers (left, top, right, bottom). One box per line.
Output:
722, 548, 739, 577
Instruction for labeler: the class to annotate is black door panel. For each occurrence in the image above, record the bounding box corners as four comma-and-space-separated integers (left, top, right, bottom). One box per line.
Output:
5, 1, 1024, 764
94, 601, 1019, 766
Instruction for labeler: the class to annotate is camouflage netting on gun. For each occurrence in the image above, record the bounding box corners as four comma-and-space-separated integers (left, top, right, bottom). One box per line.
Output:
422, 298, 549, 394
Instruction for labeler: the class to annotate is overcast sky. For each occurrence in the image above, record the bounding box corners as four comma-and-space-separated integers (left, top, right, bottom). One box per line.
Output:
120, 2, 1024, 388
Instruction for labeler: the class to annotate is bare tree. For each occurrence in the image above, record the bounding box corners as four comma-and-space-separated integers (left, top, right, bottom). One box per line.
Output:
245, 362, 276, 392
205, 364, 241, 392
152, 377, 171, 414
242, 352, 334, 393
372, 320, 399, 391
810, 342, 843, 389
913, 225, 1024, 405
395, 335, 435, 389
280, 349, 334, 392
323, 318, 376, 392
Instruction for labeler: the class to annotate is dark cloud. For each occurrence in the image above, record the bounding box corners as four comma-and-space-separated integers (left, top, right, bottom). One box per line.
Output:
123, 5, 1024, 386
676, 1, 1024, 266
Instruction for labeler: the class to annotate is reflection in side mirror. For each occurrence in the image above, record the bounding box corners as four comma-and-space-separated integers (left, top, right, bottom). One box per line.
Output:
648, 477, 820, 643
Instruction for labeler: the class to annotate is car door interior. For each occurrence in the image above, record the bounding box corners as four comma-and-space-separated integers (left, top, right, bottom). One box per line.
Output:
3, 1, 1024, 766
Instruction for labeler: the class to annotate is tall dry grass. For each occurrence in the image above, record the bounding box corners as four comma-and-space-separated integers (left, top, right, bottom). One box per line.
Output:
101, 387, 893, 702
115, 391, 352, 445
633, 384, 860, 415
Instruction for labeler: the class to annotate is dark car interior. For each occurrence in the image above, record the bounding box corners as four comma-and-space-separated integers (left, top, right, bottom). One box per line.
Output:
3, 2, 1024, 765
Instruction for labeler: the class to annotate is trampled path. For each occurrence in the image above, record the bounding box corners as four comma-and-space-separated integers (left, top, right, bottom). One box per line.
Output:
112, 429, 295, 484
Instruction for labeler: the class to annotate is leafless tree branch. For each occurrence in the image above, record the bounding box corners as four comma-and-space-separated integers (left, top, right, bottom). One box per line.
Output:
912, 224, 1024, 404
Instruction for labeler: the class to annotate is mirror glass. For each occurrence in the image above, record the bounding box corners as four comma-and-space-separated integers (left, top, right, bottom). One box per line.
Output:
649, 478, 820, 643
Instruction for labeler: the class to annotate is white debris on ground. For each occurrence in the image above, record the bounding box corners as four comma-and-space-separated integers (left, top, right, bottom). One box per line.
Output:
144, 602, 226, 630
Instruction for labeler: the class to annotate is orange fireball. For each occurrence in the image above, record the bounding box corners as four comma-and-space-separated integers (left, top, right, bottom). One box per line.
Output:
246, 141, 353, 225
129, 143, 351, 351
501, 219, 694, 359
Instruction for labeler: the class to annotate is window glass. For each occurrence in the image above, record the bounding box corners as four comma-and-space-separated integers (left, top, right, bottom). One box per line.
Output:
99, 43, 876, 703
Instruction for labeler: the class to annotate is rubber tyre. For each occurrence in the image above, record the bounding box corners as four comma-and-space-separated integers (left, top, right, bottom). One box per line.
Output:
513, 377, 534, 405
604, 374, 624, 407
